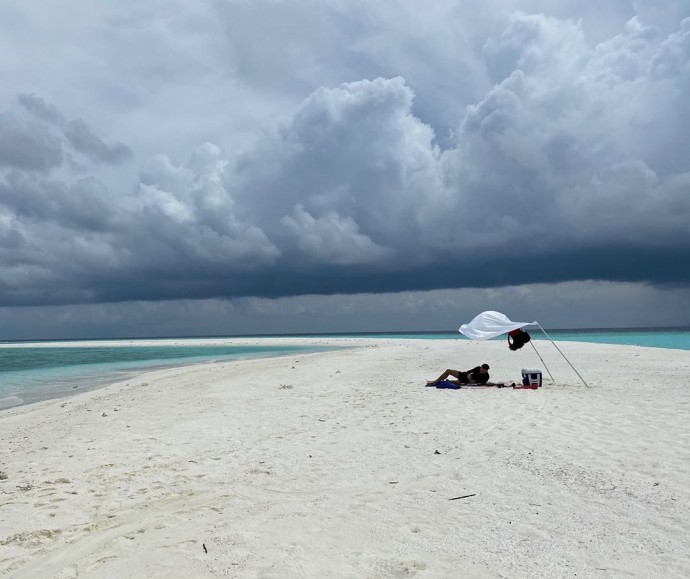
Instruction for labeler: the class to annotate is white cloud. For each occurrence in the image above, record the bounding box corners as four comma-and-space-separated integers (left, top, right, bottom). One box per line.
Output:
281, 204, 392, 265
230, 77, 442, 258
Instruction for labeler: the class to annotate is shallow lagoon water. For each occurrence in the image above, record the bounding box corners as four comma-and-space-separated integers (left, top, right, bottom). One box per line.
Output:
0, 344, 327, 408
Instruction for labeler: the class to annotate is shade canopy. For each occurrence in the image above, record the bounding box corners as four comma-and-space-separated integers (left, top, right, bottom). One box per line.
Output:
459, 311, 536, 341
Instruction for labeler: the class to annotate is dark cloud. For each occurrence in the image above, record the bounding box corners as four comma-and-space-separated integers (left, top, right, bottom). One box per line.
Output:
0, 113, 63, 171
211, 1, 492, 143
2, 280, 690, 340
17, 93, 132, 165
0, 3, 689, 329
0, 171, 116, 231
16, 93, 65, 124
64, 120, 132, 164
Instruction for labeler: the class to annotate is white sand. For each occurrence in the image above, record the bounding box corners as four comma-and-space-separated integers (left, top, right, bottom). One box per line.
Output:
1, 338, 689, 578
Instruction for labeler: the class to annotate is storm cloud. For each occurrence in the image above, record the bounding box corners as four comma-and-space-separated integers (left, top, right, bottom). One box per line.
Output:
0, 1, 689, 333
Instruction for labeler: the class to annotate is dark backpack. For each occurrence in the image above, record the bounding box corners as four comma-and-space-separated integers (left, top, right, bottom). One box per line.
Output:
509, 330, 531, 351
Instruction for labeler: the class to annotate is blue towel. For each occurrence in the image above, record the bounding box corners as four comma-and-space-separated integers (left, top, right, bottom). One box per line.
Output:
434, 380, 461, 390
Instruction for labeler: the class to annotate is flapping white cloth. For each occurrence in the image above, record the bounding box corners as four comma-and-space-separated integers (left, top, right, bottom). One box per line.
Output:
459, 311, 536, 340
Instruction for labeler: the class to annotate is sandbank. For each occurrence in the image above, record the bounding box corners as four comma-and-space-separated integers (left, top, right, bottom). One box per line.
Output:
1, 338, 689, 578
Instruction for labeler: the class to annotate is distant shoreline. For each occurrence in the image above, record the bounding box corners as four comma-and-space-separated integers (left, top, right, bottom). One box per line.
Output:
2, 325, 690, 344
2, 328, 690, 353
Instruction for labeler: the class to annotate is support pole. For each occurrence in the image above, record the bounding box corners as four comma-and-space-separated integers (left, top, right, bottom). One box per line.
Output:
537, 323, 590, 387
530, 341, 554, 382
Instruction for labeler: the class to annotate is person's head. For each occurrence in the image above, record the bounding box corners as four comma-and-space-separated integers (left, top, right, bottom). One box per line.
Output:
480, 363, 490, 372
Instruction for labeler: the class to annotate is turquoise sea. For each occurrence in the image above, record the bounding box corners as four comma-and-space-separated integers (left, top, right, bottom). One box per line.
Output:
1, 328, 688, 409
0, 343, 328, 409
354, 327, 690, 350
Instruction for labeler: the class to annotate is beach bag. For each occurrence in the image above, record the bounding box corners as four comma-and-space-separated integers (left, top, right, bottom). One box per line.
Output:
509, 329, 531, 351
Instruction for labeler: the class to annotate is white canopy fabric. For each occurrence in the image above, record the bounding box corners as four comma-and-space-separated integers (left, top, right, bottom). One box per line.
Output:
459, 311, 536, 341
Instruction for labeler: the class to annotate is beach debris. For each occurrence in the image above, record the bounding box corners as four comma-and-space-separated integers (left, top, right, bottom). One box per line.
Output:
279, 384, 293, 389
16, 483, 33, 491
1, 529, 61, 546
0, 471, 8, 481
203, 543, 208, 554
389, 481, 399, 484
448, 494, 476, 501
434, 450, 441, 455
141, 382, 149, 387
653, 482, 659, 486
102, 412, 108, 417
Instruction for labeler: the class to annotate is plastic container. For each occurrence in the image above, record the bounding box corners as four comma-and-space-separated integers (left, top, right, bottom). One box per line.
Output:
521, 368, 542, 388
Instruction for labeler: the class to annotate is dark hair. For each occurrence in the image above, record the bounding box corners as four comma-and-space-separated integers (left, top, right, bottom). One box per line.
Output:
481, 363, 490, 370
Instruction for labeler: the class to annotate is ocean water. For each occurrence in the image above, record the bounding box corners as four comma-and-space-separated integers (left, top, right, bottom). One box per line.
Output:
528, 328, 690, 350
0, 344, 327, 409
1, 328, 687, 410
347, 327, 690, 351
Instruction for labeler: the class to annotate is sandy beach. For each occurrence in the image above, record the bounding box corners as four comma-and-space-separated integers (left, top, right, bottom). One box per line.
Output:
1, 338, 689, 578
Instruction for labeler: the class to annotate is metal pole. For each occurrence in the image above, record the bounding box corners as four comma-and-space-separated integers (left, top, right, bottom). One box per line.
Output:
537, 323, 590, 387
530, 340, 554, 382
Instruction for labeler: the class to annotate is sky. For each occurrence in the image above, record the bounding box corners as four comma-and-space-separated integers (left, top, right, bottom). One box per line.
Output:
1, 0, 689, 339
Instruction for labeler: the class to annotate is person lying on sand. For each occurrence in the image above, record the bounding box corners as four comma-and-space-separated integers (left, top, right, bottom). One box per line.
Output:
426, 364, 490, 386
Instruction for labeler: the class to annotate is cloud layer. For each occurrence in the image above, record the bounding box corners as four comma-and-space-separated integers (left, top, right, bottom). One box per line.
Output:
1, 1, 689, 312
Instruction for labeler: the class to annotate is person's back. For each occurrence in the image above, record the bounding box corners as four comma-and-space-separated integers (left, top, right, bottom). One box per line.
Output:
466, 364, 490, 384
